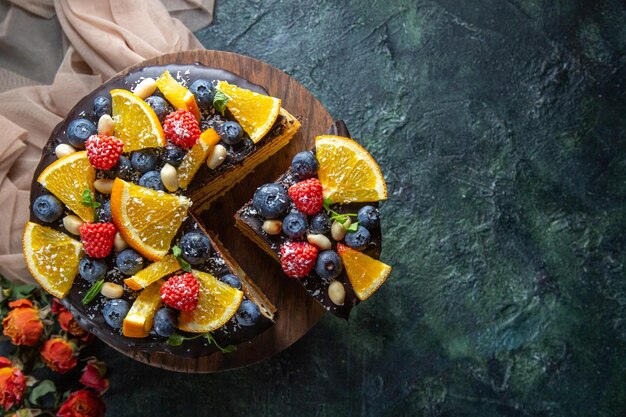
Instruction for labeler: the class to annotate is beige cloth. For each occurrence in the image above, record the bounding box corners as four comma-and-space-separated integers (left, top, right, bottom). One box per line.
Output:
0, 0, 208, 284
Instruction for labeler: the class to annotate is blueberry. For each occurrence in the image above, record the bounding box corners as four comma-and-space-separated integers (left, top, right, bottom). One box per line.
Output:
139, 171, 164, 191
93, 96, 111, 118
315, 250, 343, 281
33, 195, 63, 223
164, 145, 186, 167
108, 155, 132, 180
219, 121, 243, 145
282, 212, 307, 239
252, 183, 290, 219
178, 232, 211, 265
235, 300, 261, 327
115, 249, 144, 276
98, 200, 112, 223
344, 225, 371, 251
310, 213, 331, 234
220, 274, 242, 290
102, 299, 130, 329
131, 149, 158, 173
145, 96, 172, 123
78, 257, 107, 283
67, 118, 97, 149
357, 205, 380, 230
189, 79, 215, 108
291, 151, 319, 179
154, 308, 177, 337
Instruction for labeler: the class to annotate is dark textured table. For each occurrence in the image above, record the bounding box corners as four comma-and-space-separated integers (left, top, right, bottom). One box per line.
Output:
96, 1, 626, 415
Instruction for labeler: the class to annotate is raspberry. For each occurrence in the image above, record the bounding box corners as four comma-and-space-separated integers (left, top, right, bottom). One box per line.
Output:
79, 223, 116, 258
85, 135, 124, 170
280, 242, 318, 278
160, 273, 200, 311
288, 178, 323, 215
162, 110, 201, 149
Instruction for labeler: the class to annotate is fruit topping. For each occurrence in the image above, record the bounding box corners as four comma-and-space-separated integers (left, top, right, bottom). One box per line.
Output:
219, 274, 242, 290
33, 194, 63, 223
155, 70, 201, 121
79, 222, 116, 259
253, 183, 290, 219
219, 121, 244, 145
337, 243, 392, 301
144, 96, 173, 123
291, 151, 319, 179
98, 200, 112, 223
189, 79, 215, 108
280, 241, 318, 278
344, 225, 371, 251
288, 178, 323, 216
108, 155, 132, 180
93, 96, 111, 118
115, 249, 144, 276
315, 250, 343, 281
130, 149, 158, 173
67, 119, 97, 149
177, 128, 220, 189
37, 151, 95, 222
178, 232, 211, 265
154, 308, 177, 337
78, 257, 107, 283
282, 212, 307, 240
357, 205, 380, 229
138, 171, 164, 191
315, 135, 387, 203
310, 212, 331, 234
85, 134, 124, 170
163, 144, 186, 167
110, 178, 191, 261
235, 300, 261, 327
123, 255, 180, 291
161, 273, 200, 311
178, 271, 243, 333
163, 109, 201, 149
123, 280, 164, 338
110, 89, 166, 152
22, 222, 82, 298
103, 299, 130, 329
215, 80, 281, 144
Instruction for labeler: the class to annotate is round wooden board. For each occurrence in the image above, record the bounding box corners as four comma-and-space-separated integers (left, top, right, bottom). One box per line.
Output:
107, 50, 330, 372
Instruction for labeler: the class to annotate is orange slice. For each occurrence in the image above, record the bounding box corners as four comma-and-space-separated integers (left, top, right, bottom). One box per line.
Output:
315, 135, 387, 203
123, 279, 164, 338
111, 89, 166, 152
178, 270, 243, 333
22, 222, 82, 298
177, 128, 220, 189
110, 178, 191, 261
37, 151, 95, 222
123, 255, 180, 291
155, 70, 201, 121
216, 81, 281, 143
337, 243, 391, 301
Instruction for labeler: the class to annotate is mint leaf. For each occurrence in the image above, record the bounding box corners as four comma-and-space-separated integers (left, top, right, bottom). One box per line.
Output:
323, 198, 333, 212
82, 279, 104, 305
172, 245, 192, 272
213, 90, 230, 115
347, 222, 359, 232
167, 333, 184, 346
205, 332, 237, 354
80, 189, 100, 222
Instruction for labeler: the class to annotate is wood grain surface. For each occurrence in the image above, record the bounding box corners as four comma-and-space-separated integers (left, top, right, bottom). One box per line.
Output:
108, 50, 331, 372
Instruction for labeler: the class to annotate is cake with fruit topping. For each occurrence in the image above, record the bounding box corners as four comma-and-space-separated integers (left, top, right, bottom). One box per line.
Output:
23, 63, 300, 357
235, 121, 392, 318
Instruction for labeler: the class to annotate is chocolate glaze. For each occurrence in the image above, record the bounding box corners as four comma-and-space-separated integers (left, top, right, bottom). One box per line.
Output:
235, 121, 382, 319
30, 64, 278, 358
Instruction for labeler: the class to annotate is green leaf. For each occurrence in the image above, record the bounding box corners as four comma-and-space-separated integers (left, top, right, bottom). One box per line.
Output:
323, 198, 333, 212
29, 380, 56, 406
213, 90, 230, 115
82, 280, 104, 305
167, 333, 184, 346
205, 332, 237, 354
347, 222, 359, 233
80, 189, 100, 222
172, 245, 192, 272
12, 285, 36, 300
